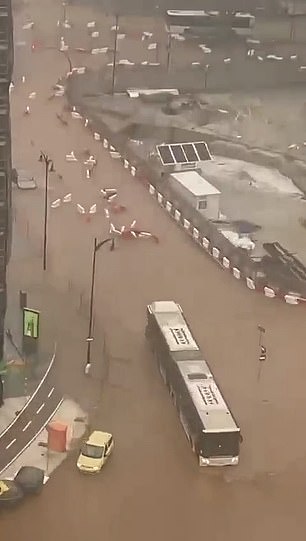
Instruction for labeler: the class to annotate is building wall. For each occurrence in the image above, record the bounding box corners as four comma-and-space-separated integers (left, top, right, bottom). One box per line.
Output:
0, 0, 13, 363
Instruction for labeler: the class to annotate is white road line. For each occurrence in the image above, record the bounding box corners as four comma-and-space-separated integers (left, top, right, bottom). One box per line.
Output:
0, 397, 63, 476
36, 403, 45, 415
6, 438, 16, 450
22, 421, 32, 432
0, 344, 57, 440
47, 387, 55, 398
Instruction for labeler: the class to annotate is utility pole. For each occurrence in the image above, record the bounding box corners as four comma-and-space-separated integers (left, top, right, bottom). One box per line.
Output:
39, 152, 55, 271
111, 14, 119, 96
166, 33, 172, 71
85, 237, 115, 374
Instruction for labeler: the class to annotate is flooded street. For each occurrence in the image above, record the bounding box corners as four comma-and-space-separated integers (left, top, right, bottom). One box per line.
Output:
2, 1, 306, 539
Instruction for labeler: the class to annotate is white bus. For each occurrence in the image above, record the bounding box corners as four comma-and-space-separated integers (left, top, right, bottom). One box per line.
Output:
165, 9, 255, 36
145, 300, 241, 466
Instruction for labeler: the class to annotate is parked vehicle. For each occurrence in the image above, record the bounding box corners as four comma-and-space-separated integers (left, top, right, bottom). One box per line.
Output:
77, 431, 114, 473
0, 480, 24, 508
14, 466, 44, 495
12, 168, 37, 190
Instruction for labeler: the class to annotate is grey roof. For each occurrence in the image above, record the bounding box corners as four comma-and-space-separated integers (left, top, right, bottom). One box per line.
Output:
177, 360, 239, 432
149, 301, 199, 352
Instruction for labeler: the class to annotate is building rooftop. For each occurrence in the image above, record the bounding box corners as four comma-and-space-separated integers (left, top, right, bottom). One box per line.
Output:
171, 170, 221, 197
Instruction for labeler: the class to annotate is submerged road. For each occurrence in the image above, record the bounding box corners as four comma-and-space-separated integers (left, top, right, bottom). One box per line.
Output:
2, 1, 306, 540
0, 354, 62, 474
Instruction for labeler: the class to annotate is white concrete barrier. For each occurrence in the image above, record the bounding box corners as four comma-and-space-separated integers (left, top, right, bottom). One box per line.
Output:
264, 286, 276, 298
174, 210, 181, 222
166, 201, 172, 213
233, 267, 241, 279
183, 219, 190, 230
202, 237, 209, 250
157, 192, 163, 204
212, 247, 220, 259
222, 256, 230, 269
246, 277, 256, 290
192, 227, 199, 240
284, 294, 299, 305
149, 184, 155, 195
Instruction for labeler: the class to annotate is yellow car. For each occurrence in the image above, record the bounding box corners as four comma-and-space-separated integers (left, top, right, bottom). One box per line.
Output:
77, 431, 114, 473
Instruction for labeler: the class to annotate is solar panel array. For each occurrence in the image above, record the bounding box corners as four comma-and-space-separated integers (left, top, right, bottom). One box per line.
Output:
157, 141, 211, 166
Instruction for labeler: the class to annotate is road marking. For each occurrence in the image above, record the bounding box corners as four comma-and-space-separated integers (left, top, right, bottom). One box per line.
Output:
22, 421, 32, 432
36, 403, 45, 415
0, 397, 63, 476
6, 438, 16, 450
47, 387, 55, 398
0, 345, 56, 441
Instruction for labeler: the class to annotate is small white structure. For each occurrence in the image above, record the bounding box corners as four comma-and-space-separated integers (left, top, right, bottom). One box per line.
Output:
169, 171, 220, 220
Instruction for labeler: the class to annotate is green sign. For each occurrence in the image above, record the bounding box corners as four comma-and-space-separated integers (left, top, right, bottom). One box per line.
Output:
23, 308, 40, 339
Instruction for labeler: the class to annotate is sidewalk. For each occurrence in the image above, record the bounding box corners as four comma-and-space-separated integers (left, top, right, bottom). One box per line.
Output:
6, 203, 108, 418
1, 397, 87, 480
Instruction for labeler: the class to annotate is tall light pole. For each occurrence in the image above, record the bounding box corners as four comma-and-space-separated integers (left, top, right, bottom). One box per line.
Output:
111, 14, 119, 96
62, 2, 67, 23
85, 237, 115, 373
39, 152, 55, 271
166, 33, 173, 71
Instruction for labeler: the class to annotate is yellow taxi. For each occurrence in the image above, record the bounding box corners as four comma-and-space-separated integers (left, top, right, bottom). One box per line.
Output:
77, 431, 114, 473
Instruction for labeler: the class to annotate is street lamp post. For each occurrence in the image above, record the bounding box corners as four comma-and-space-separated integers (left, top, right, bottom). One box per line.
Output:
85, 237, 115, 373
111, 14, 119, 96
39, 152, 55, 271
166, 33, 172, 71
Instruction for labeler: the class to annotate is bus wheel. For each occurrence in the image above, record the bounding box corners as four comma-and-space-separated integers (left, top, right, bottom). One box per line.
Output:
159, 362, 166, 384
170, 388, 176, 406
190, 437, 196, 453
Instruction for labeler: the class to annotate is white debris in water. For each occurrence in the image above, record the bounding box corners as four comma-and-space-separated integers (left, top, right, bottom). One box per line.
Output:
220, 230, 255, 250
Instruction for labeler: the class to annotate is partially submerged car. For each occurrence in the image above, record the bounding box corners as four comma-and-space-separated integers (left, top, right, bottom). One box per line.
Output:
14, 466, 44, 494
0, 479, 24, 508
12, 168, 37, 190
77, 430, 114, 473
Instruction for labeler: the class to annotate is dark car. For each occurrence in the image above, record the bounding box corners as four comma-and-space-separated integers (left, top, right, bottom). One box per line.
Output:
14, 466, 45, 495
0, 479, 24, 508
12, 168, 37, 190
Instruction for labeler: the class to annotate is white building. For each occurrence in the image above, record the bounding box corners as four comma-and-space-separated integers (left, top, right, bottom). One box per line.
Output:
169, 170, 220, 220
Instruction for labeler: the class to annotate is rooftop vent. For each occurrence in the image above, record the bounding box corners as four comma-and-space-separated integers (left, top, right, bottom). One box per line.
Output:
187, 372, 208, 381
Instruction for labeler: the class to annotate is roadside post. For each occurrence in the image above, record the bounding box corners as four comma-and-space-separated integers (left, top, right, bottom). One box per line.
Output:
257, 325, 267, 382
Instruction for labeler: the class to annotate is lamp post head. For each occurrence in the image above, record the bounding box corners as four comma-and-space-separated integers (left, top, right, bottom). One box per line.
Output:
49, 161, 55, 173
39, 154, 43, 162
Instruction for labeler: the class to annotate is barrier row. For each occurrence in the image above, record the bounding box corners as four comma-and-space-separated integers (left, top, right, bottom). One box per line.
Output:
74, 104, 306, 306
148, 184, 306, 306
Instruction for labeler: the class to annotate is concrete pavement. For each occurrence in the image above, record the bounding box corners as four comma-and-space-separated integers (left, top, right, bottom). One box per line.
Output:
1, 397, 87, 481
